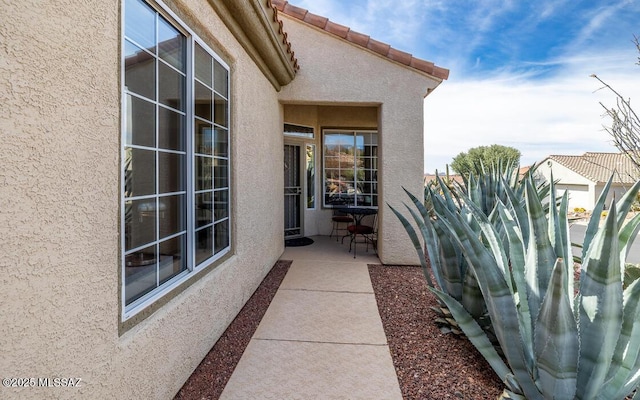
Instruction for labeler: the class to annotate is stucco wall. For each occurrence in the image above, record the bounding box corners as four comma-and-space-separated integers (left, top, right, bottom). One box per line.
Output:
277, 14, 442, 264
1, 0, 283, 399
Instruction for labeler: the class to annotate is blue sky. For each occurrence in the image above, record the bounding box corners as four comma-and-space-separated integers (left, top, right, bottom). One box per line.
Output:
292, 0, 640, 173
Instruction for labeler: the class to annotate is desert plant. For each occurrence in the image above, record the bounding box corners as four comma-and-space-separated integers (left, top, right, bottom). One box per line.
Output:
429, 177, 640, 399
390, 162, 542, 337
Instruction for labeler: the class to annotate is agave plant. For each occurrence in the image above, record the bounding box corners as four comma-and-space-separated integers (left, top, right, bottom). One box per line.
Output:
389, 162, 543, 337
428, 177, 640, 399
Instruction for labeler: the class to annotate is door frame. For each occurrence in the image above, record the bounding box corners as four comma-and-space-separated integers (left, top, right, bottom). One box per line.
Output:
284, 141, 305, 239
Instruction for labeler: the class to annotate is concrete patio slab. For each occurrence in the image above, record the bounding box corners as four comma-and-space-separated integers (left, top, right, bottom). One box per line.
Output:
279, 259, 374, 293
254, 289, 387, 344
219, 339, 403, 400
281, 235, 379, 263
219, 236, 401, 399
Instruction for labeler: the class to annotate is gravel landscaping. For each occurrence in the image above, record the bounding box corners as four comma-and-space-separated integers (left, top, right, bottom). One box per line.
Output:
175, 260, 503, 399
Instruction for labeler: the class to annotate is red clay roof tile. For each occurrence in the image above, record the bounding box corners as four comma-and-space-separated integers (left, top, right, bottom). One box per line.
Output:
387, 48, 412, 66
367, 38, 391, 56
346, 30, 370, 47
266, 0, 300, 72
281, 2, 307, 20
270, 0, 449, 80
303, 12, 328, 29
325, 20, 349, 39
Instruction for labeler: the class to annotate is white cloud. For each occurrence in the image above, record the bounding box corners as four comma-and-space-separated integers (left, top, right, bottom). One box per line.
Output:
288, 0, 640, 174
424, 51, 640, 173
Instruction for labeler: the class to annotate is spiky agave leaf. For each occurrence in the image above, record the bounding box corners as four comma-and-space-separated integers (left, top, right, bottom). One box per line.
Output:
601, 278, 640, 399
534, 258, 579, 400
387, 202, 433, 287
582, 175, 614, 260
430, 218, 464, 299
576, 204, 623, 399
523, 180, 557, 330
545, 176, 573, 307
430, 287, 518, 394
624, 264, 640, 289
494, 202, 534, 371
435, 203, 542, 399
614, 180, 640, 227
503, 179, 530, 244
620, 214, 640, 279
404, 203, 446, 290
406, 186, 486, 318
435, 174, 461, 212
403, 187, 450, 292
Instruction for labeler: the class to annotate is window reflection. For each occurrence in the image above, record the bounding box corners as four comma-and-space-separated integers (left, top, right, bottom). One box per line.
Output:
126, 95, 155, 147
158, 18, 185, 71
125, 0, 155, 51
158, 62, 185, 111
323, 131, 378, 207
123, 0, 230, 313
194, 82, 212, 121
124, 40, 156, 100
158, 107, 184, 151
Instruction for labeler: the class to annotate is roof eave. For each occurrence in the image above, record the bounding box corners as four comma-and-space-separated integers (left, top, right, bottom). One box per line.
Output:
271, 0, 449, 82
210, 0, 298, 91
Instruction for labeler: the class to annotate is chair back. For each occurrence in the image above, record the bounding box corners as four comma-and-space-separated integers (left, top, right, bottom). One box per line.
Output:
328, 198, 349, 217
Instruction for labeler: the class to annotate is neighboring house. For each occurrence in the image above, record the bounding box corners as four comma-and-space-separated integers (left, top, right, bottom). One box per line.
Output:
2, 0, 448, 399
424, 166, 530, 188
536, 152, 638, 210
424, 173, 465, 187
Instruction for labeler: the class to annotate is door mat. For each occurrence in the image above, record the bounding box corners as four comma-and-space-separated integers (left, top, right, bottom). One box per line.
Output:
284, 237, 314, 247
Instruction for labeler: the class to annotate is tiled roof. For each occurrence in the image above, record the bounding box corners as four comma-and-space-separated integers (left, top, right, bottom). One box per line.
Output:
263, 0, 300, 72
424, 174, 464, 186
267, 0, 449, 81
545, 152, 637, 184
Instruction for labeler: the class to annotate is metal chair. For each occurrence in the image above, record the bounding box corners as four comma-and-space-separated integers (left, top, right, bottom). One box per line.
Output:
329, 199, 353, 241
346, 211, 377, 258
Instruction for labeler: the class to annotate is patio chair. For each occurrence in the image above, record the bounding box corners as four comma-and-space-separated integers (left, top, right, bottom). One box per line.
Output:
329, 199, 353, 242
346, 212, 377, 258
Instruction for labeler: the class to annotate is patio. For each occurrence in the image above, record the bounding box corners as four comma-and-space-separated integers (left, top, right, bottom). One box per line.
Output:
218, 235, 402, 399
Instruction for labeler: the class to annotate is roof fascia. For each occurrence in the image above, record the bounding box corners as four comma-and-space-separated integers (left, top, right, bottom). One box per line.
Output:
209, 0, 297, 90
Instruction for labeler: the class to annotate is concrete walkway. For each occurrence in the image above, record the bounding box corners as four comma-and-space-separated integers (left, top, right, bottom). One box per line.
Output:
219, 235, 403, 400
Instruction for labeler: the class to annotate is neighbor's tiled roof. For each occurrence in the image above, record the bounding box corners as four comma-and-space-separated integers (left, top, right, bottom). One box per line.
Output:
424, 174, 464, 186
546, 152, 637, 184
268, 0, 449, 81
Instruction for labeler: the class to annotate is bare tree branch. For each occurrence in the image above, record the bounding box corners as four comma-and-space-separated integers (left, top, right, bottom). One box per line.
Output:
591, 36, 640, 177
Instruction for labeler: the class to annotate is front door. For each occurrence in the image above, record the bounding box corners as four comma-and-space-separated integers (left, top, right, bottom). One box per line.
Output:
284, 143, 303, 238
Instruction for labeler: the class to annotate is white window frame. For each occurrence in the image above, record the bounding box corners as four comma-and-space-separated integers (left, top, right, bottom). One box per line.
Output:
120, 0, 231, 321
322, 129, 378, 209
305, 143, 316, 210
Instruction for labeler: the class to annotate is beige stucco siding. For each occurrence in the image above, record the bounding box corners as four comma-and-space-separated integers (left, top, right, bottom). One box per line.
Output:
277, 14, 441, 264
1, 0, 283, 399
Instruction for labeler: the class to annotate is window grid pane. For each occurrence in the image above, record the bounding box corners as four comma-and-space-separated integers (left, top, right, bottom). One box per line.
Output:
323, 131, 378, 208
193, 43, 230, 266
123, 0, 230, 316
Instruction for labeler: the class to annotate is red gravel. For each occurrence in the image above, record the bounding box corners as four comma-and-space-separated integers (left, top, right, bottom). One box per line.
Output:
174, 260, 292, 400
368, 264, 503, 400
175, 260, 502, 400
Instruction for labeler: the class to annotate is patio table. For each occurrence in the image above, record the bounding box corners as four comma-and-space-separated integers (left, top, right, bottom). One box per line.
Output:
337, 206, 377, 258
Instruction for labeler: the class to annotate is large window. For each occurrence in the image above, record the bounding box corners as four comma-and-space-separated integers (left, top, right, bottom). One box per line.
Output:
323, 130, 378, 208
122, 0, 230, 320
